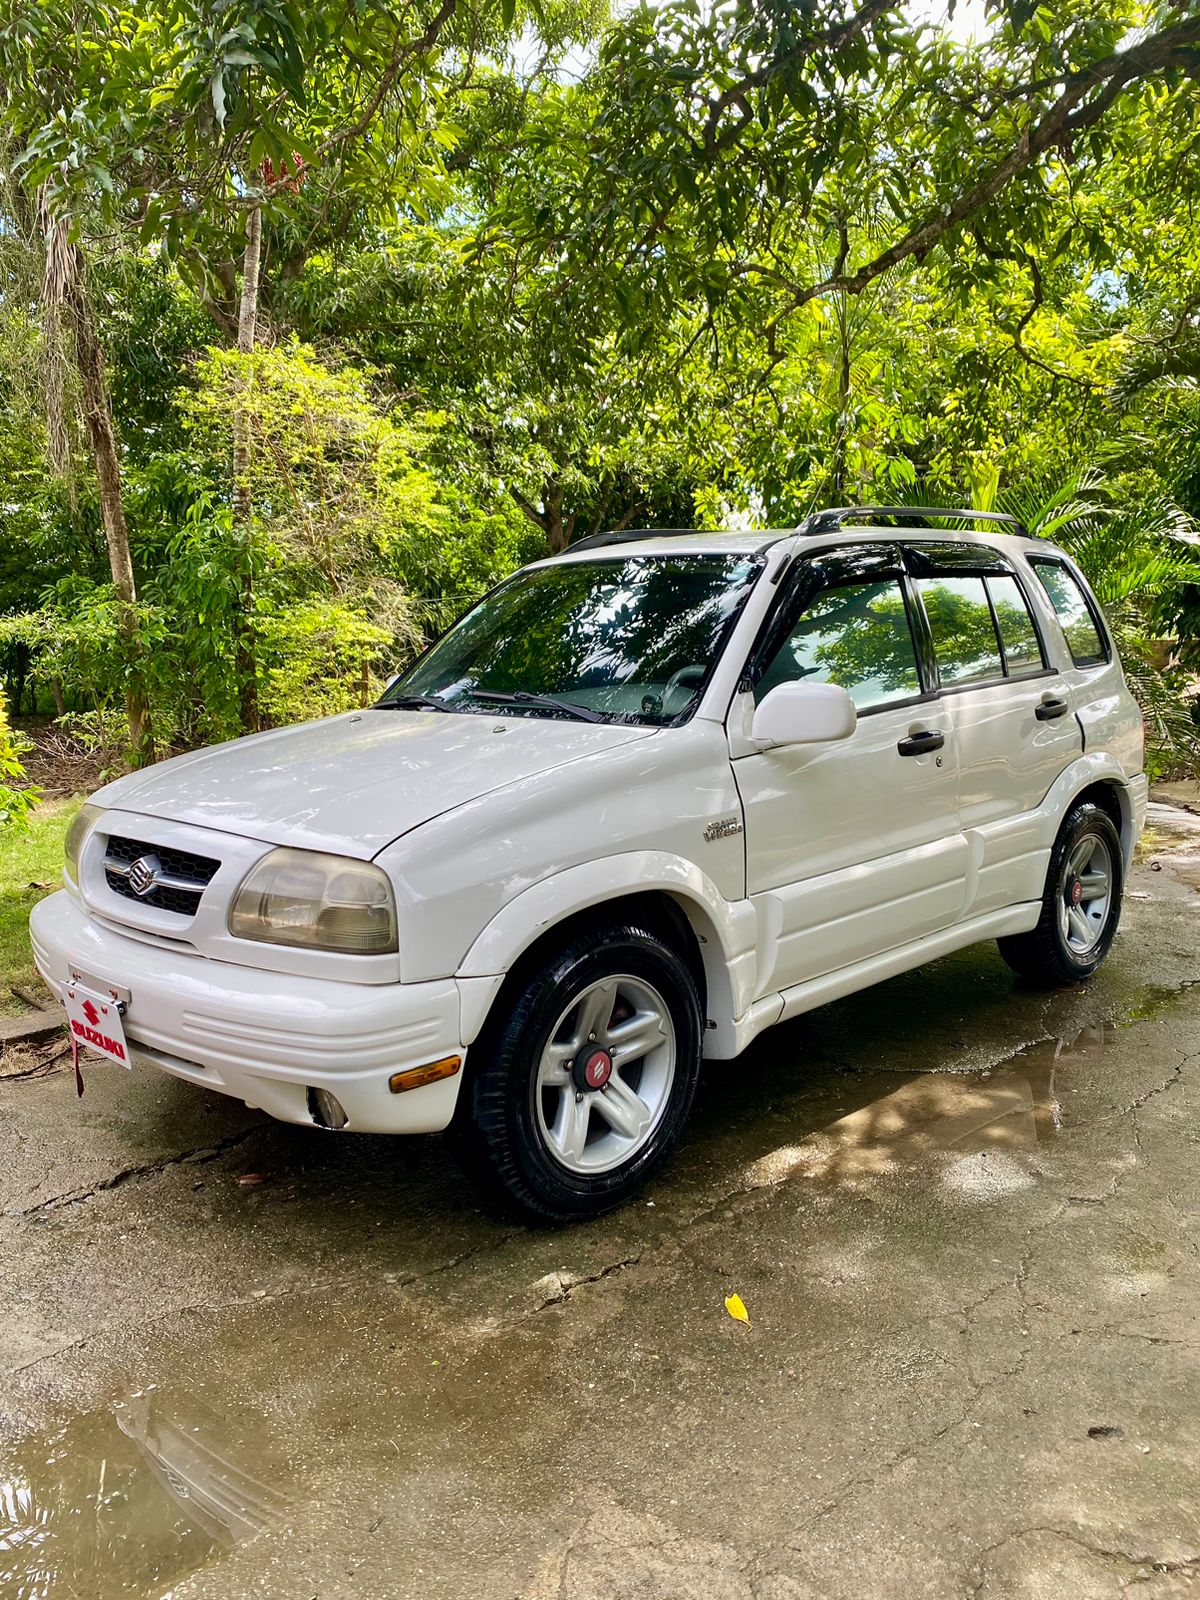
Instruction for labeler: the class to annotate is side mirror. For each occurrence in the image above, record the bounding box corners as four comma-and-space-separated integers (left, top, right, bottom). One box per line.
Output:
750, 680, 857, 749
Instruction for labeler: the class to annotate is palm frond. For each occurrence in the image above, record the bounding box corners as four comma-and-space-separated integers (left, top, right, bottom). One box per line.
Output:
37, 183, 79, 476
998, 474, 1200, 777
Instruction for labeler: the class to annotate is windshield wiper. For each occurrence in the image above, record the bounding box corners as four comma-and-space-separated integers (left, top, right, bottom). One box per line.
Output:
377, 693, 457, 713
470, 690, 606, 724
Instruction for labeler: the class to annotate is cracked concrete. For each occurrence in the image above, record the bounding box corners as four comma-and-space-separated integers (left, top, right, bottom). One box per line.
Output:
2, 807, 1199, 1599
13, 1123, 267, 1217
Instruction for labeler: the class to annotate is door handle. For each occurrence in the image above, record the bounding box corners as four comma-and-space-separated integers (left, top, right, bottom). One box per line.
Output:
1035, 697, 1071, 721
897, 729, 945, 757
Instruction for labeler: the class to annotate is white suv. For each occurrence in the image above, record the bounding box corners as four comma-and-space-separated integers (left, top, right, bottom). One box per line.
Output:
32, 508, 1147, 1220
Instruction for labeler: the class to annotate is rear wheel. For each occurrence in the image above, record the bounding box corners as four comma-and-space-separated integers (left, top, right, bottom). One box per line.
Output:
455, 923, 702, 1222
997, 801, 1123, 985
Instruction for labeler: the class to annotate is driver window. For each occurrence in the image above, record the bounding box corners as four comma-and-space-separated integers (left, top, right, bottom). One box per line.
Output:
755, 578, 922, 711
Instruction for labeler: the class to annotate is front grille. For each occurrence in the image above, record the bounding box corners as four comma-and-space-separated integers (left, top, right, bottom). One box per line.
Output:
103, 833, 220, 918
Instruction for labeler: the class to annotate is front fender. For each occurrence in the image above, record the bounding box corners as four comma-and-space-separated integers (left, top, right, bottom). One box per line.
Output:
456, 852, 759, 1048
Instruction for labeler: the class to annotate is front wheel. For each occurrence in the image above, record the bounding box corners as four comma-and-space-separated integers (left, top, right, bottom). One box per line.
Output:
997, 801, 1123, 985
455, 923, 703, 1222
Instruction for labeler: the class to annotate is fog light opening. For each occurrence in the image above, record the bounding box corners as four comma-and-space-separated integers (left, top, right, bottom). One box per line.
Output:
307, 1087, 349, 1130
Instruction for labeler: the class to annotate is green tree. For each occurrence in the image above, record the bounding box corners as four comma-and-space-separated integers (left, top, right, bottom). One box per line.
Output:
1, 0, 605, 739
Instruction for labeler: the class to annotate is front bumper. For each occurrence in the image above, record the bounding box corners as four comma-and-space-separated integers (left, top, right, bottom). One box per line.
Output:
30, 891, 469, 1133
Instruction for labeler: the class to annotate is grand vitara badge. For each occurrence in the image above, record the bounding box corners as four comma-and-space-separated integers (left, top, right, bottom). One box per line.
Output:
703, 817, 743, 844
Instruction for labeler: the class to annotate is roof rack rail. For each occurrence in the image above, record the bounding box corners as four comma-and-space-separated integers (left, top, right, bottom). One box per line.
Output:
559, 507, 1038, 555
798, 505, 1036, 538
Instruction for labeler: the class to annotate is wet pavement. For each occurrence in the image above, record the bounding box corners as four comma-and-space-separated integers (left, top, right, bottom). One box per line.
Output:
2, 800, 1199, 1599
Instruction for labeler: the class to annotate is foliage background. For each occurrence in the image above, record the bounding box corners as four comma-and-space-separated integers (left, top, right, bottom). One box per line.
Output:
0, 0, 1197, 797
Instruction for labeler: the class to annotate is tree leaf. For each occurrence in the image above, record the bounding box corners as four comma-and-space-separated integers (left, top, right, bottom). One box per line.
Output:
724, 1294, 751, 1326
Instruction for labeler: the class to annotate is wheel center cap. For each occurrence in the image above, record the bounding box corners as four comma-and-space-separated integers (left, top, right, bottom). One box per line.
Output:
574, 1046, 613, 1092
1069, 878, 1084, 907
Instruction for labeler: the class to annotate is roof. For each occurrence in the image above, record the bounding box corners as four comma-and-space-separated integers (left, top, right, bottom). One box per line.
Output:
549, 530, 783, 561
552, 507, 1036, 561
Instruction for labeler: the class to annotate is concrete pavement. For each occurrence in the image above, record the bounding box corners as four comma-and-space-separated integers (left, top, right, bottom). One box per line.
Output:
2, 801, 1199, 1599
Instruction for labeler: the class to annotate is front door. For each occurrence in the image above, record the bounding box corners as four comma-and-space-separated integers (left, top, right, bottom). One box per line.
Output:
731, 545, 967, 999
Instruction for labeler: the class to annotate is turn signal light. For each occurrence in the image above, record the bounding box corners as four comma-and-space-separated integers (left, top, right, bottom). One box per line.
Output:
388, 1056, 462, 1095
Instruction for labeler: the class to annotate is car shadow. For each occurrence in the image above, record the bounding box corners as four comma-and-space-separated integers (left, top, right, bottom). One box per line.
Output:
139, 936, 1125, 1282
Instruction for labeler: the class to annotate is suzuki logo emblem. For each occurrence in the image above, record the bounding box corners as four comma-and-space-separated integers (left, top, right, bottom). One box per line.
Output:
82, 998, 101, 1026
127, 855, 160, 897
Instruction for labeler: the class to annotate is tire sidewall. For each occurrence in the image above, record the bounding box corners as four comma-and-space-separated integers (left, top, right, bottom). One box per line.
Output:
1049, 804, 1124, 978
483, 927, 702, 1217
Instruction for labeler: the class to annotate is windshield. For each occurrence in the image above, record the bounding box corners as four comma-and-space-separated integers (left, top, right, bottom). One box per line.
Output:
378, 553, 763, 725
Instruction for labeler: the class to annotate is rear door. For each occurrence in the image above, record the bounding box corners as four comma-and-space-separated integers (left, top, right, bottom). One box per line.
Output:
1025, 551, 1143, 777
903, 541, 1081, 917
732, 543, 967, 999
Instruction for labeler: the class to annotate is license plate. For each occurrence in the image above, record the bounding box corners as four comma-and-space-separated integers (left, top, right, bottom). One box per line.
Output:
63, 982, 131, 1070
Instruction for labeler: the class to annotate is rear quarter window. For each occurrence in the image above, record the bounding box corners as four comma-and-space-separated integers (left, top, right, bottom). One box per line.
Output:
1029, 559, 1108, 666
986, 574, 1045, 676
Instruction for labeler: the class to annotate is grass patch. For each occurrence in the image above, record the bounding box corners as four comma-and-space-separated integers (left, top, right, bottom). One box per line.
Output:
0, 798, 79, 1013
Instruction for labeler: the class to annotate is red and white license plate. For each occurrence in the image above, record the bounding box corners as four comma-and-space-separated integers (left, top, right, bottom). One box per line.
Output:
63, 982, 131, 1069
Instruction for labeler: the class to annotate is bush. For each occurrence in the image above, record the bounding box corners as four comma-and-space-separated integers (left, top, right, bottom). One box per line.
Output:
256, 597, 415, 725
0, 699, 38, 828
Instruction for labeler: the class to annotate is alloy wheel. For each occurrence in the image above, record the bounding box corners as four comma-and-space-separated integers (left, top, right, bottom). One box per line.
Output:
533, 974, 677, 1175
1057, 832, 1114, 956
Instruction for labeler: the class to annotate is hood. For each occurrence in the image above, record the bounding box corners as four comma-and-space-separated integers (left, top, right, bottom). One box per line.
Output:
93, 710, 657, 859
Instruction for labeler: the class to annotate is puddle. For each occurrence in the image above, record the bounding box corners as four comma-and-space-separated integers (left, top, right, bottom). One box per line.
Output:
1139, 801, 1200, 890
1141, 799, 1200, 853
0, 1283, 539, 1600
741, 1025, 1122, 1190
1124, 977, 1200, 1022
0, 1390, 289, 1599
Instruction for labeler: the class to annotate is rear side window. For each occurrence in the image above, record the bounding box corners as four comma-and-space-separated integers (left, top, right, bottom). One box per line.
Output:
1029, 559, 1107, 666
755, 577, 922, 711
917, 575, 1003, 686
986, 575, 1044, 676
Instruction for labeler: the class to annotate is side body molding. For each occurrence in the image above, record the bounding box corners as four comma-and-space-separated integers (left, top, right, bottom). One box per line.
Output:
456, 851, 760, 1059
958, 752, 1140, 917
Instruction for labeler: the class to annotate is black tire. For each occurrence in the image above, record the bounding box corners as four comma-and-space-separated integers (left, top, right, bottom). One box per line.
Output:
453, 922, 703, 1223
997, 801, 1124, 985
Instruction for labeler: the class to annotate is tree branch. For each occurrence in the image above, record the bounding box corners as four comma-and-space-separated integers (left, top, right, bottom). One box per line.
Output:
702, 0, 896, 157
299, 0, 460, 170
970, 224, 1097, 391
508, 485, 548, 531
784, 17, 1200, 311
609, 499, 648, 534
1007, 253, 1096, 392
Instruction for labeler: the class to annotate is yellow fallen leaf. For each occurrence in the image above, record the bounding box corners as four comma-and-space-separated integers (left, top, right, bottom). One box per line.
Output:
724, 1293, 751, 1326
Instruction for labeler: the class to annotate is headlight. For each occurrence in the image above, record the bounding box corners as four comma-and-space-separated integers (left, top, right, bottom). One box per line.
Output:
64, 803, 104, 885
228, 848, 398, 955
